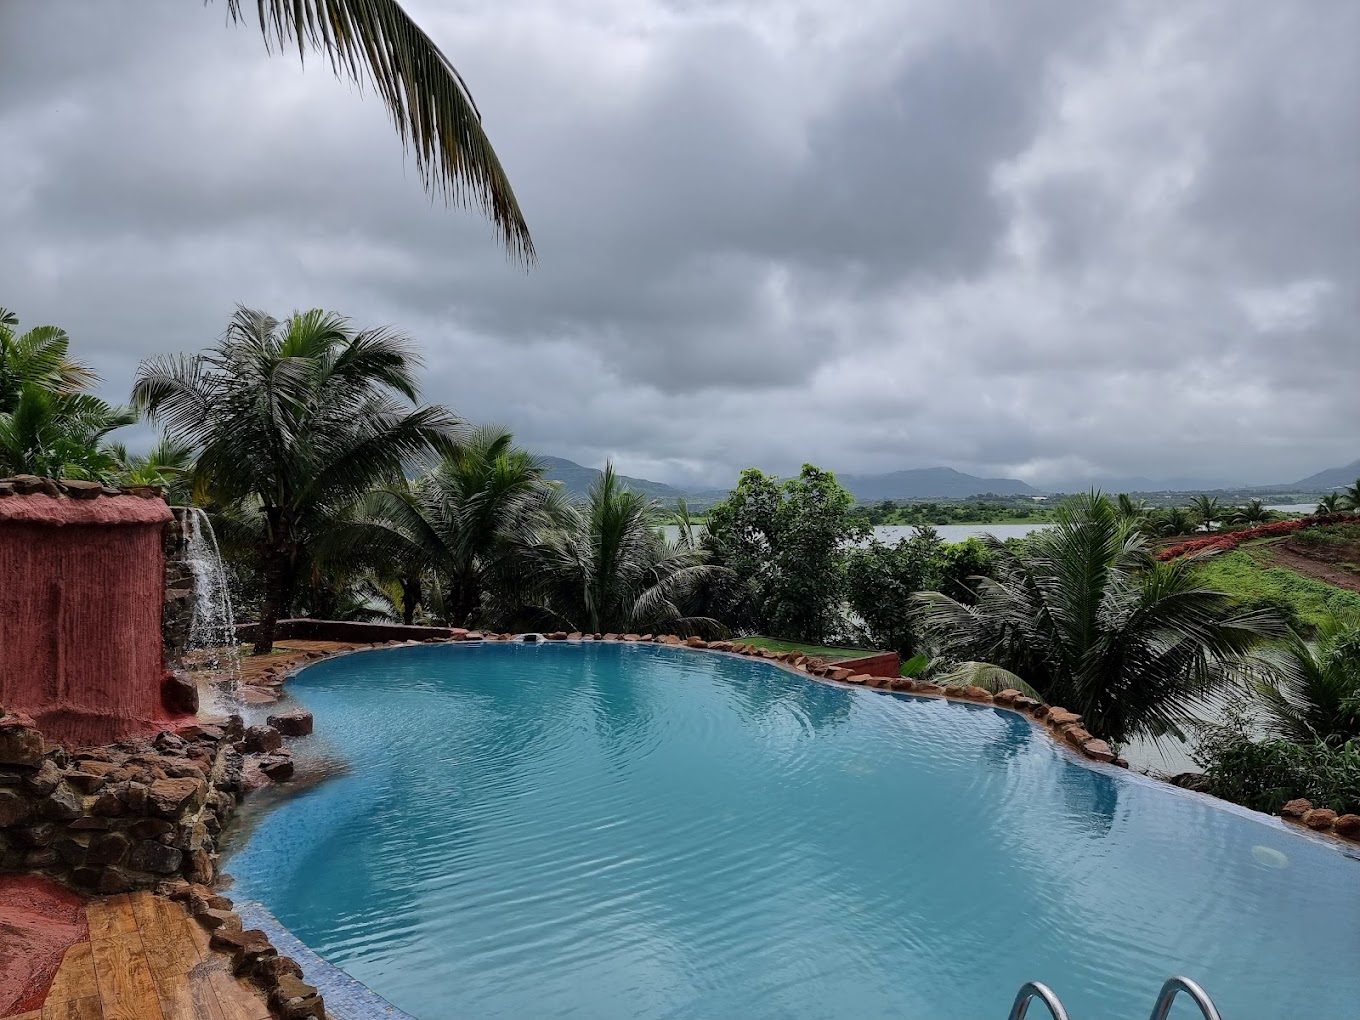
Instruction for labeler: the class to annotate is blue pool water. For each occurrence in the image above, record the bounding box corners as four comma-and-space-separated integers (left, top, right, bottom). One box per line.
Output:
225, 643, 1360, 1020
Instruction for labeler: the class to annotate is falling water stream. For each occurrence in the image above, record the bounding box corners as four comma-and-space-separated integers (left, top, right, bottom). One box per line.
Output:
181, 507, 242, 689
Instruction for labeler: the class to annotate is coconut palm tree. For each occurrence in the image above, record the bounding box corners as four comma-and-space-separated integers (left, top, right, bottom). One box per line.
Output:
133, 306, 460, 652
1152, 505, 1195, 537
1190, 493, 1225, 532
917, 492, 1285, 746
532, 465, 722, 635
1341, 479, 1360, 512
213, 1, 532, 261
111, 437, 197, 503
0, 383, 135, 480
1316, 492, 1344, 515
1230, 498, 1271, 526
0, 307, 99, 414
326, 426, 570, 626
1252, 616, 1360, 746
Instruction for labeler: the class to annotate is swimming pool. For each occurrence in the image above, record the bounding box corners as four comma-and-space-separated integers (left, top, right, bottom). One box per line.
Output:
225, 642, 1359, 1019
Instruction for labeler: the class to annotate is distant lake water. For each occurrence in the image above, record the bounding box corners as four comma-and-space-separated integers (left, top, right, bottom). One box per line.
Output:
660, 522, 1051, 544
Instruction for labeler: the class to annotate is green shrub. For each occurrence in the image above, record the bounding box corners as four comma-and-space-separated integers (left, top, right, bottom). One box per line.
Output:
1194, 714, 1360, 815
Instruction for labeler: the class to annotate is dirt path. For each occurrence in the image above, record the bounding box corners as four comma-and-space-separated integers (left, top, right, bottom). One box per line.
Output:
1250, 541, 1360, 593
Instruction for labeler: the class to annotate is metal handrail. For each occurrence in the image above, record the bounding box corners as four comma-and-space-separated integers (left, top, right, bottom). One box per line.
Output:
1147, 976, 1223, 1020
1007, 982, 1072, 1020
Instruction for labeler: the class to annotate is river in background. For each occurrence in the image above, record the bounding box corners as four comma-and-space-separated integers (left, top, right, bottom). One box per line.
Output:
660, 522, 1051, 544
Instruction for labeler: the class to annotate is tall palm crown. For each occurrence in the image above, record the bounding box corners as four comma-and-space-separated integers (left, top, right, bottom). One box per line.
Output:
217, 0, 533, 262
1189, 494, 1224, 532
918, 492, 1284, 745
0, 307, 99, 414
1253, 616, 1360, 746
1317, 492, 1343, 515
133, 306, 459, 651
0, 307, 132, 478
534, 465, 720, 635
1342, 480, 1360, 511
333, 427, 571, 626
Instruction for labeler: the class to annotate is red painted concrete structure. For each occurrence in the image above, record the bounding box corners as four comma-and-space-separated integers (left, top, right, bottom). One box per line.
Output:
0, 492, 182, 745
0, 874, 88, 1014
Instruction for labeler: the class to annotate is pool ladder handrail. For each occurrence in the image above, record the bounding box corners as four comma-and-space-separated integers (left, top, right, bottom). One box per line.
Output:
1006, 976, 1223, 1020
1006, 982, 1071, 1020
1147, 976, 1223, 1020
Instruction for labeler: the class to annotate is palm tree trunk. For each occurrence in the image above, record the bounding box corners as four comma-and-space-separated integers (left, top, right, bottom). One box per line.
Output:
401, 574, 422, 626
254, 511, 296, 655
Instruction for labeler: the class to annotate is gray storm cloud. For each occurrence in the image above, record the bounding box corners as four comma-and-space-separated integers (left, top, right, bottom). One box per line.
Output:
1, 0, 1355, 489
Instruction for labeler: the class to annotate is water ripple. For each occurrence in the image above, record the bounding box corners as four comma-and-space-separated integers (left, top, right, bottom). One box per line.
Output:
224, 642, 1360, 1020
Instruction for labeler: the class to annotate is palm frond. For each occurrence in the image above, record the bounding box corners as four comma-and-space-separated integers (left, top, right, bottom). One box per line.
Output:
220, 0, 534, 263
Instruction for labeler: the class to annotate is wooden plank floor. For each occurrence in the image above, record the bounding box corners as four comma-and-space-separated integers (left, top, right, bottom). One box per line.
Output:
5, 893, 271, 1020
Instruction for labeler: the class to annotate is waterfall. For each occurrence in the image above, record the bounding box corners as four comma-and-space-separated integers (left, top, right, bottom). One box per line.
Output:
182, 508, 241, 685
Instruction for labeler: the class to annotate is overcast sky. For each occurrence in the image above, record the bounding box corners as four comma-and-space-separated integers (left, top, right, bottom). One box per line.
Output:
1, 0, 1356, 489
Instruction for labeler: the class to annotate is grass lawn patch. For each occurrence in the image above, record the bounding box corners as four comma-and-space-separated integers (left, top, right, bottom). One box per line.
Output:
1193, 549, 1360, 632
741, 636, 877, 661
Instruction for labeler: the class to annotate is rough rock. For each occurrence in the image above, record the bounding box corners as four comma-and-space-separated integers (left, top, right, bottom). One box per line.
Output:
161, 672, 199, 714
147, 777, 207, 818
44, 784, 83, 821
0, 716, 44, 767
684, 637, 709, 648
1064, 727, 1095, 749
993, 689, 1022, 705
1169, 772, 1212, 793
1302, 808, 1338, 831
1047, 709, 1083, 729
197, 908, 242, 932
23, 760, 62, 797
1080, 739, 1117, 763
0, 790, 30, 827
258, 754, 295, 783
240, 725, 283, 754
1279, 798, 1313, 819
845, 674, 870, 684
266, 710, 313, 737
1333, 814, 1360, 840
128, 840, 183, 874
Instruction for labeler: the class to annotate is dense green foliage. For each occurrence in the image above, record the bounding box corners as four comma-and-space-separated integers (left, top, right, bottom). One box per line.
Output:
919, 493, 1286, 745
843, 529, 993, 656
14, 302, 1360, 821
706, 466, 866, 644
1252, 616, 1360, 745
0, 308, 134, 479
1194, 710, 1360, 815
134, 307, 459, 652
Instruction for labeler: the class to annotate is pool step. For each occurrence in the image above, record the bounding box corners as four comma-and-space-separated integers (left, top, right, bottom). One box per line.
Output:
1007, 976, 1223, 1020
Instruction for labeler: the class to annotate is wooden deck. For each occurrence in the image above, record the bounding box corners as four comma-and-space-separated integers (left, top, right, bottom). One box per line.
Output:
6, 892, 272, 1020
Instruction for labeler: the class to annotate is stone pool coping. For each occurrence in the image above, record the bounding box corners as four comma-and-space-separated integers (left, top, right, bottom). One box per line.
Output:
236, 901, 418, 1020
268, 631, 1360, 849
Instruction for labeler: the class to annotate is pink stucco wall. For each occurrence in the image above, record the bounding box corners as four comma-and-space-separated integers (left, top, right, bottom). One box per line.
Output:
0, 493, 179, 745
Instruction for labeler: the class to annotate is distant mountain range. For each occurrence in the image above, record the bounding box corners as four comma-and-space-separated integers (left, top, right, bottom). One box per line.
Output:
1288, 459, 1360, 491
537, 456, 725, 504
539, 455, 1360, 505
838, 468, 1037, 500
539, 457, 1036, 503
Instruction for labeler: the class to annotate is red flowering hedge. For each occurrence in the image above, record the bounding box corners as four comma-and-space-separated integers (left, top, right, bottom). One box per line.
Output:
1158, 513, 1355, 561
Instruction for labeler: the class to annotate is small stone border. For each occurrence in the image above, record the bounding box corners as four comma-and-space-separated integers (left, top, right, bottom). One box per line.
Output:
158, 877, 328, 1019
273, 630, 1360, 848
237, 900, 419, 1020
